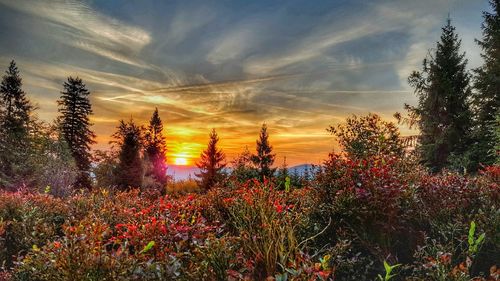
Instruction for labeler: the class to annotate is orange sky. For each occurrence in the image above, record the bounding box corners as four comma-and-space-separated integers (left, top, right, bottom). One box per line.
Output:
0, 0, 486, 166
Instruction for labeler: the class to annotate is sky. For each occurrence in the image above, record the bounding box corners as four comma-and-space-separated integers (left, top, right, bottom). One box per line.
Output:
0, 0, 491, 166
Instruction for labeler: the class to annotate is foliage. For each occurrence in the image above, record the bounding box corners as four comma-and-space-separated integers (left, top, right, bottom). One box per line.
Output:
57, 76, 96, 188
111, 119, 144, 190
327, 113, 404, 160
28, 122, 78, 197
143, 108, 168, 190
0, 60, 32, 135
221, 180, 307, 278
0, 61, 34, 190
195, 129, 226, 190
407, 19, 473, 173
252, 123, 276, 180
229, 146, 258, 183
165, 178, 200, 194
92, 150, 119, 189
0, 163, 497, 280
377, 261, 400, 281
470, 0, 500, 171
315, 151, 498, 280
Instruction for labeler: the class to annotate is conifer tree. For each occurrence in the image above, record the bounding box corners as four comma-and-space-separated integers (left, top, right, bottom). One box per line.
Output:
196, 129, 226, 190
112, 119, 144, 190
0, 60, 32, 135
0, 60, 33, 188
408, 19, 473, 172
252, 123, 276, 180
144, 108, 168, 186
470, 0, 500, 169
58, 77, 96, 188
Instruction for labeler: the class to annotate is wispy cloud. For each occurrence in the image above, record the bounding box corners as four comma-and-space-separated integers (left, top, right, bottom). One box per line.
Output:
0, 0, 151, 67
0, 0, 488, 165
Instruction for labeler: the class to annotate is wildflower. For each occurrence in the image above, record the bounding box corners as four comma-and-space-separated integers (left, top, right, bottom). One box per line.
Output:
275, 203, 284, 213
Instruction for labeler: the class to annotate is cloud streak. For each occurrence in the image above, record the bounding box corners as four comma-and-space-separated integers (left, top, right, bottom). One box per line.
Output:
0, 0, 489, 165
0, 0, 151, 67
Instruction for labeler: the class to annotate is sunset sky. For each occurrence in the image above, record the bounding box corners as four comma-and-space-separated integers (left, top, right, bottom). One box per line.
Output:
0, 0, 490, 166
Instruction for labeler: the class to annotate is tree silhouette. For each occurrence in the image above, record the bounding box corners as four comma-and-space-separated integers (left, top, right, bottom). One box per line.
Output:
0, 60, 32, 135
58, 77, 96, 188
470, 0, 500, 169
112, 119, 144, 190
144, 108, 167, 187
408, 19, 473, 172
196, 129, 226, 190
252, 123, 276, 180
0, 60, 33, 189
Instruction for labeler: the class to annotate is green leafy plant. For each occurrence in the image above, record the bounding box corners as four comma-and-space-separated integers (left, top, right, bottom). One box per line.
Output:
319, 254, 331, 271
140, 240, 155, 254
285, 176, 291, 192
377, 261, 400, 281
467, 221, 485, 256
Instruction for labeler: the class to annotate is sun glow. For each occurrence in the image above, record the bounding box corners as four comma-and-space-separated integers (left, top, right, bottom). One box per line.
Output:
174, 157, 188, 166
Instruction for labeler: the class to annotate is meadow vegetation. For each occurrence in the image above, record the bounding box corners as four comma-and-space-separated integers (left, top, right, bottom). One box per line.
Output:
0, 1, 499, 280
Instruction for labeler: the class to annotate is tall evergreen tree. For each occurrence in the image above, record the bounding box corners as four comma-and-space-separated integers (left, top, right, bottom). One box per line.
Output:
196, 129, 226, 190
0, 60, 33, 188
58, 77, 96, 188
251, 123, 276, 180
471, 0, 500, 169
0, 60, 32, 134
112, 119, 144, 190
408, 19, 473, 172
144, 108, 168, 186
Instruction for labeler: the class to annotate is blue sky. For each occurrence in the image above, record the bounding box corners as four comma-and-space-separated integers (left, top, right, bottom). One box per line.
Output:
0, 0, 491, 165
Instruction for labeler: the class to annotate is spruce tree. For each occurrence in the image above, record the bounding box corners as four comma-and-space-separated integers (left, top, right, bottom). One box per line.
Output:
0, 60, 33, 188
195, 129, 226, 190
58, 77, 95, 188
112, 119, 144, 190
408, 19, 473, 172
144, 108, 168, 186
251, 123, 276, 180
0, 60, 32, 135
471, 0, 500, 169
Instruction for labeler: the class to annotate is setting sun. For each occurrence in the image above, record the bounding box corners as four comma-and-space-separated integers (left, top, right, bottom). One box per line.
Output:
174, 157, 188, 166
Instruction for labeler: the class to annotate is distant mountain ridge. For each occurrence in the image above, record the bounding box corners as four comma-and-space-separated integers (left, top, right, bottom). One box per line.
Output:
288, 164, 317, 175
167, 165, 200, 180
167, 164, 317, 180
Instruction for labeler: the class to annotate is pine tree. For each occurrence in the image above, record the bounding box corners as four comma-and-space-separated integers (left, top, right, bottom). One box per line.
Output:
408, 18, 473, 173
470, 0, 500, 169
0, 60, 33, 188
144, 108, 168, 186
251, 123, 276, 180
195, 129, 226, 190
58, 77, 96, 188
112, 119, 144, 190
0, 60, 32, 135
